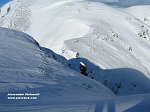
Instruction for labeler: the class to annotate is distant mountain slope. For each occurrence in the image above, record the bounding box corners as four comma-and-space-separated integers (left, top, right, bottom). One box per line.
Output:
125, 6, 150, 26
89, 0, 150, 7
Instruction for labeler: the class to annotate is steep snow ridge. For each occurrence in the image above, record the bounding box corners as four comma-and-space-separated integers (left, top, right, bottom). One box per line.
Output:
0, 26, 150, 110
61, 2, 150, 95
65, 44, 150, 95
0, 27, 113, 94
0, 27, 115, 111
61, 1, 150, 95
0, 26, 150, 112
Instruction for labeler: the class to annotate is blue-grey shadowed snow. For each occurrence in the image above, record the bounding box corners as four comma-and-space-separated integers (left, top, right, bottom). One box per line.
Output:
41, 47, 67, 65
0, 27, 114, 112
124, 97, 150, 112
87, 0, 150, 7
94, 100, 105, 112
95, 100, 115, 112
94, 94, 150, 112
68, 58, 150, 95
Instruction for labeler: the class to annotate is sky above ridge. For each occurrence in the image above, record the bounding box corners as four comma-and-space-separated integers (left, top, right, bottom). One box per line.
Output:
0, 0, 10, 7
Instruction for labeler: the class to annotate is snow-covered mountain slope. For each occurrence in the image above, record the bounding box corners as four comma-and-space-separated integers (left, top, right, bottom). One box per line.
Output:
0, 0, 92, 53
0, 27, 114, 111
125, 6, 150, 26
0, 0, 150, 96
67, 57, 150, 95
0, 26, 150, 111
1, 27, 150, 112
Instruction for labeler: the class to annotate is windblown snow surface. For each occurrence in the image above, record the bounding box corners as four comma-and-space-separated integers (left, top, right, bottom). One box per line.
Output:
0, 27, 115, 111
0, 27, 150, 112
0, 0, 150, 111
1, 0, 150, 95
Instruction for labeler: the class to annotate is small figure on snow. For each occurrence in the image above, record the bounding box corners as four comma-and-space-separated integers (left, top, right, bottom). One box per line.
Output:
7, 6, 11, 13
76, 52, 80, 58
